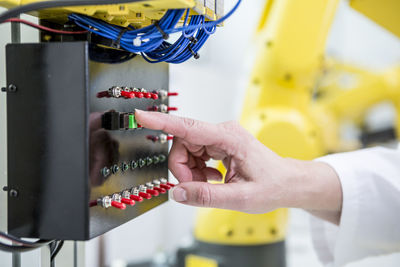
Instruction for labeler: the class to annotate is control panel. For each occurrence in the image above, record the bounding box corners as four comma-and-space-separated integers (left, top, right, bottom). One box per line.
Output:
4, 41, 175, 240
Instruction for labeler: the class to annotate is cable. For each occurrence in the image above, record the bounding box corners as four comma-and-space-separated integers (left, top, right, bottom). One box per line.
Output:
50, 240, 64, 262
0, 0, 150, 23
0, 231, 50, 247
68, 0, 241, 63
1, 18, 88, 34
0, 231, 52, 253
0, 242, 43, 253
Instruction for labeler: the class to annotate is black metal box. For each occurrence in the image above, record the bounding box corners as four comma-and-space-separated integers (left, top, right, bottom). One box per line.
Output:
5, 42, 169, 240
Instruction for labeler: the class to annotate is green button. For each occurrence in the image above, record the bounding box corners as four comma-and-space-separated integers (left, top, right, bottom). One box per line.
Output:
129, 114, 138, 129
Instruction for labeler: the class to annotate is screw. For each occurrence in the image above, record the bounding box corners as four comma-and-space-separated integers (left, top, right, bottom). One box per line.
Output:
121, 162, 129, 172
131, 160, 138, 170
138, 158, 146, 168
9, 189, 18, 197
111, 164, 119, 174
101, 167, 111, 178
159, 154, 166, 163
8, 84, 17, 92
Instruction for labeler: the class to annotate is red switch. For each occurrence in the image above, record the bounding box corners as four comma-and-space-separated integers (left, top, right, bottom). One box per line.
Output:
134, 91, 144, 98
167, 136, 174, 141
167, 182, 176, 187
111, 201, 126, 210
167, 107, 178, 111
121, 198, 135, 206
160, 184, 171, 190
154, 187, 167, 194
146, 189, 159, 196
151, 93, 159, 100
121, 91, 135, 99
168, 92, 179, 96
139, 192, 152, 199
97, 91, 110, 98
89, 200, 98, 207
130, 195, 143, 202
143, 92, 152, 98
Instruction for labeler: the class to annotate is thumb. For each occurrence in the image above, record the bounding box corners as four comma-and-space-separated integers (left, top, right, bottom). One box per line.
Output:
170, 182, 249, 211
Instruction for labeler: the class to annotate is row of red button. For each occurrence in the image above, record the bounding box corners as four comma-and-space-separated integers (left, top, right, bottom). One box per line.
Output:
90, 182, 176, 210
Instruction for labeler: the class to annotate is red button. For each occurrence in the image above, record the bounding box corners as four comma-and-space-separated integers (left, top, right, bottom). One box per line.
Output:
160, 184, 171, 190
154, 187, 167, 194
147, 189, 159, 196
130, 195, 143, 202
121, 198, 135, 206
121, 91, 135, 99
151, 93, 159, 100
144, 92, 152, 98
111, 201, 126, 210
134, 92, 144, 98
139, 192, 152, 199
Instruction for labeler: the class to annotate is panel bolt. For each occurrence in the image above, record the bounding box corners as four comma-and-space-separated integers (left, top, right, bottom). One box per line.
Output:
9, 189, 18, 197
101, 167, 111, 178
8, 84, 17, 92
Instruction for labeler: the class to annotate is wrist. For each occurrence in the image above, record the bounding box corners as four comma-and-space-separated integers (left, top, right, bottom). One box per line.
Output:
283, 158, 342, 212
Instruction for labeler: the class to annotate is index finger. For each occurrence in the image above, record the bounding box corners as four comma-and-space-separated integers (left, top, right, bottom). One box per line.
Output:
135, 110, 227, 146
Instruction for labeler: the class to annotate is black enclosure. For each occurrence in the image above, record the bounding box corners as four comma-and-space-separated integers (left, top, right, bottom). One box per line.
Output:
5, 42, 169, 240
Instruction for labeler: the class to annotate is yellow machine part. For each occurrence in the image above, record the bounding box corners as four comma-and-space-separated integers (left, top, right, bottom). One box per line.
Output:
194, 0, 340, 247
0, 0, 221, 27
186, 255, 218, 267
350, 0, 400, 38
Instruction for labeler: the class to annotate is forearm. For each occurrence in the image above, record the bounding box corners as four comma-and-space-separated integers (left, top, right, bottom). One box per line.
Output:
285, 159, 343, 225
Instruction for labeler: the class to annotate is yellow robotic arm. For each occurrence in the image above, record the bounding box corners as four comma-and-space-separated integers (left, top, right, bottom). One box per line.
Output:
184, 0, 400, 267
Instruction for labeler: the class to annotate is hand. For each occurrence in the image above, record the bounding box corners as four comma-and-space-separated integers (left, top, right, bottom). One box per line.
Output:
136, 110, 342, 220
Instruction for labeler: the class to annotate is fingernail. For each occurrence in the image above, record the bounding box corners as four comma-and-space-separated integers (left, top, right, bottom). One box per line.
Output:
170, 187, 187, 202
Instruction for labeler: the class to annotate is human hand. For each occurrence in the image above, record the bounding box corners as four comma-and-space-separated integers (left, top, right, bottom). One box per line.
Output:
136, 110, 342, 217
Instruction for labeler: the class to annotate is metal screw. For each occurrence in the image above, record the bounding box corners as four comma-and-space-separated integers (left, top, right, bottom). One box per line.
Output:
100, 196, 112, 208
159, 154, 166, 163
121, 162, 129, 172
101, 167, 111, 178
8, 84, 17, 92
131, 160, 138, 170
111, 164, 120, 174
9, 189, 18, 197
139, 185, 147, 192
146, 182, 154, 189
138, 158, 146, 168
146, 157, 153, 166
121, 190, 130, 199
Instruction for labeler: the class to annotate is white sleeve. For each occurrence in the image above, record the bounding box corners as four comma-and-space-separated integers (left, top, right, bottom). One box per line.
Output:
310, 145, 400, 267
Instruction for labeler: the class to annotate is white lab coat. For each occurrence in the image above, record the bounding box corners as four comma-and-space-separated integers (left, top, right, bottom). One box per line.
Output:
311, 146, 400, 266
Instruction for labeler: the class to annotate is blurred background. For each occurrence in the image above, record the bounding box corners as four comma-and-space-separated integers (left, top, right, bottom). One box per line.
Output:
1, 0, 400, 266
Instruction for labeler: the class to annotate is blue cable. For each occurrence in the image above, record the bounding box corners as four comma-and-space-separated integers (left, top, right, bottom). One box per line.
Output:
68, 0, 242, 63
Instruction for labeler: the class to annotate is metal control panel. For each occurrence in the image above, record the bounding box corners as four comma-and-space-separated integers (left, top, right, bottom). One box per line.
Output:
5, 42, 172, 240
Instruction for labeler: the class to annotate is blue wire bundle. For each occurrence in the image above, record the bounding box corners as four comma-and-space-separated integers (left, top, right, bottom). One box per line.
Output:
68, 0, 241, 64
